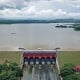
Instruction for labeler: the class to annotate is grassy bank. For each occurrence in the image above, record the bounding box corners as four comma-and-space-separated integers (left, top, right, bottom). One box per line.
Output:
0, 51, 21, 64
58, 51, 80, 67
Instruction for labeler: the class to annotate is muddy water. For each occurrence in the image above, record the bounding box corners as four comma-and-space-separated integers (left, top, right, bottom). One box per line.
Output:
0, 23, 80, 51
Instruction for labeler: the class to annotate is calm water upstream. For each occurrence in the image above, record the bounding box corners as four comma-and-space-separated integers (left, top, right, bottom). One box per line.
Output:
0, 23, 80, 51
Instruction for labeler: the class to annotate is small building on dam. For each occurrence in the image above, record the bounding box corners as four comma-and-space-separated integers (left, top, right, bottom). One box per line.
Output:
22, 50, 57, 66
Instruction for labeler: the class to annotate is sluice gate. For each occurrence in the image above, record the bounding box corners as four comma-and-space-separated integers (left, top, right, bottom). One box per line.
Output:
22, 50, 57, 66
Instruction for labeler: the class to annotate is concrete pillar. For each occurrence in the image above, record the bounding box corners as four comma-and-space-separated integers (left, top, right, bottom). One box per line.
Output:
35, 57, 40, 65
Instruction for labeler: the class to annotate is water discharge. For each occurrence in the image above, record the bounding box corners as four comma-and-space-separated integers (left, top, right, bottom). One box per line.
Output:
22, 65, 58, 80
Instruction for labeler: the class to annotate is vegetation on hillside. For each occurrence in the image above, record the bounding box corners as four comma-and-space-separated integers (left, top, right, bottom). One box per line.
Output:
0, 18, 80, 24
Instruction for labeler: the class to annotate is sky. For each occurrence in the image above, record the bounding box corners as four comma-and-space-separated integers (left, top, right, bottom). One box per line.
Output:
0, 0, 80, 19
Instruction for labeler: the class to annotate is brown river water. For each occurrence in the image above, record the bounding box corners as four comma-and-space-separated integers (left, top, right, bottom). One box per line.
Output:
0, 23, 80, 51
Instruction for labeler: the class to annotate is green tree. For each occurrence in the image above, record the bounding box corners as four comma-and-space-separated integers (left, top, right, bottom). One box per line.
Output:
60, 64, 80, 80
9, 63, 23, 77
63, 74, 77, 80
60, 64, 75, 77
63, 73, 80, 80
0, 62, 23, 80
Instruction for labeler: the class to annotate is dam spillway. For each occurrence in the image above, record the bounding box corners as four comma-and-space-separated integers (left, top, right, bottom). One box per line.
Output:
22, 50, 57, 66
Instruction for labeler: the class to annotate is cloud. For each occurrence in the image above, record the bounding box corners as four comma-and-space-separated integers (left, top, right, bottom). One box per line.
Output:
0, 0, 80, 19
0, 0, 27, 9
54, 0, 64, 2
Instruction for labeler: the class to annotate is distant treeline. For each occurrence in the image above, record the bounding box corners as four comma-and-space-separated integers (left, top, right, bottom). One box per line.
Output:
0, 18, 80, 24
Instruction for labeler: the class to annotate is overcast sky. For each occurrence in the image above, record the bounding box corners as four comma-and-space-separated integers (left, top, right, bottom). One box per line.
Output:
0, 0, 80, 19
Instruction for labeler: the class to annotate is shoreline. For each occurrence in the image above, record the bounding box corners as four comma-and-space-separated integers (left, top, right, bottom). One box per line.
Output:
0, 47, 80, 51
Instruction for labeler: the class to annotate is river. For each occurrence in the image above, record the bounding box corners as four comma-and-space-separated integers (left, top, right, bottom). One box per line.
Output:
0, 23, 80, 51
